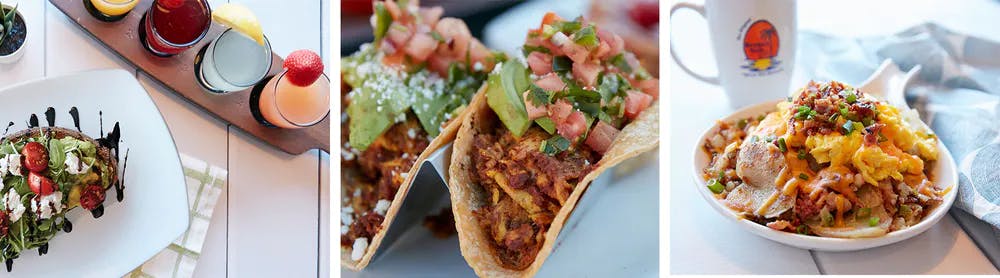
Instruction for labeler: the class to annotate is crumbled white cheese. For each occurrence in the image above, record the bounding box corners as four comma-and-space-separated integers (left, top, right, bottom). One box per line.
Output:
64, 152, 89, 175
354, 188, 361, 197
2, 188, 24, 222
351, 238, 369, 261
341, 206, 354, 226
407, 128, 417, 139
399, 172, 409, 179
31, 192, 63, 219
341, 225, 350, 235
0, 154, 22, 177
491, 62, 504, 74
373, 199, 391, 216
341, 147, 355, 161
474, 62, 484, 71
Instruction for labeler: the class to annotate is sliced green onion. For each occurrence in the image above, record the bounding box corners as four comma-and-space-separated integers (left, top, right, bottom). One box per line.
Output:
820, 208, 833, 227
707, 179, 725, 194
777, 137, 787, 153
828, 113, 840, 123
842, 88, 857, 103
737, 118, 748, 129
868, 217, 880, 227
856, 207, 871, 219
797, 149, 808, 160
795, 105, 814, 120
899, 204, 912, 218
842, 120, 855, 134
796, 225, 810, 235
798, 173, 809, 180
862, 117, 874, 127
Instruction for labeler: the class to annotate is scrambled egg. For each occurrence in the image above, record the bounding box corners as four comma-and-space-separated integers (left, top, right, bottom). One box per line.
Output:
802, 104, 936, 185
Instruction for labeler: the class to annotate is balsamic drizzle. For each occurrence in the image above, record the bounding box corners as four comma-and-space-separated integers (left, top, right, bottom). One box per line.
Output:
27, 114, 37, 128
69, 107, 81, 132
117, 149, 129, 202
44, 107, 56, 127
2, 122, 12, 136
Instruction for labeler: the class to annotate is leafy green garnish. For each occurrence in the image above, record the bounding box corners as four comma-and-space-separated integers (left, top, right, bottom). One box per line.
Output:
539, 135, 571, 155
609, 54, 632, 73
526, 85, 552, 107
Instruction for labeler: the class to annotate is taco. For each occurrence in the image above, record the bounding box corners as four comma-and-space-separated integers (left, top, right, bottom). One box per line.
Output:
0, 126, 119, 271
339, 0, 505, 270
447, 13, 659, 277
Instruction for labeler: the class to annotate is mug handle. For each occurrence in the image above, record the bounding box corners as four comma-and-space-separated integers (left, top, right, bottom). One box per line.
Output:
670, 2, 720, 85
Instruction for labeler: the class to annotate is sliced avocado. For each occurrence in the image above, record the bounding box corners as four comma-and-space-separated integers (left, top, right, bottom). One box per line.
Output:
348, 89, 393, 151
535, 117, 556, 134
486, 62, 532, 137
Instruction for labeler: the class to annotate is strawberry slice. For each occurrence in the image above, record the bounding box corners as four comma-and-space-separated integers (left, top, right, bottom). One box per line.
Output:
283, 49, 325, 87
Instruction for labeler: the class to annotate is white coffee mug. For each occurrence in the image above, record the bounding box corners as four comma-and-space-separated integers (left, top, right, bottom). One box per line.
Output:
671, 0, 797, 109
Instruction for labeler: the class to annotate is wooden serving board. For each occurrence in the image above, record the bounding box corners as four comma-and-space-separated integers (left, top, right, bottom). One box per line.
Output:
48, 0, 330, 155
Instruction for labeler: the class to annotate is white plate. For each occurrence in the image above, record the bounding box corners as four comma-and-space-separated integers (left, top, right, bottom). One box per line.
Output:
0, 70, 188, 277
691, 99, 959, 251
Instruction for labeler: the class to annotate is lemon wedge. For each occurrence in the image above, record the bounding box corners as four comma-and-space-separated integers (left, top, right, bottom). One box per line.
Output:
211, 3, 265, 45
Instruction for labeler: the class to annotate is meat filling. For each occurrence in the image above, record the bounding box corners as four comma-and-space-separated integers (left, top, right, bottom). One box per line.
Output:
471, 127, 596, 270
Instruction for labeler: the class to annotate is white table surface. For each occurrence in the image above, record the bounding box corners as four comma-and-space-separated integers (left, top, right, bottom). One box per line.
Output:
669, 0, 1000, 274
0, 0, 331, 277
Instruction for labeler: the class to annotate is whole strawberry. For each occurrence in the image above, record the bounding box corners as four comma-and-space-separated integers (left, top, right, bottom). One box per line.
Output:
283, 49, 324, 87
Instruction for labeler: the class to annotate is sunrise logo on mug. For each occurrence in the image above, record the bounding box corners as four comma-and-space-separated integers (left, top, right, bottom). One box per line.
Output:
740, 19, 782, 75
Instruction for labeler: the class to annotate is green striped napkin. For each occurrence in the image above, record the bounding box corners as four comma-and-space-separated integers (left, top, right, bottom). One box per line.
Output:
126, 153, 227, 278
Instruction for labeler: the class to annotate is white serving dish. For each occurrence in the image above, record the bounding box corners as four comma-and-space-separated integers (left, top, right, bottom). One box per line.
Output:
690, 60, 958, 251
0, 69, 188, 277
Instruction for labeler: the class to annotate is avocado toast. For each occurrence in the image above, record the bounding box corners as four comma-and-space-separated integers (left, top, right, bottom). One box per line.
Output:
0, 126, 118, 271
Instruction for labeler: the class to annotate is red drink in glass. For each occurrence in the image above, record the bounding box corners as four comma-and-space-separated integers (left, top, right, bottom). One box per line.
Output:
141, 0, 211, 57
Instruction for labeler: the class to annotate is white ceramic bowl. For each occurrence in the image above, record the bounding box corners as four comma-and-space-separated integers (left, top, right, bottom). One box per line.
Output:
691, 99, 958, 251
0, 4, 26, 64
